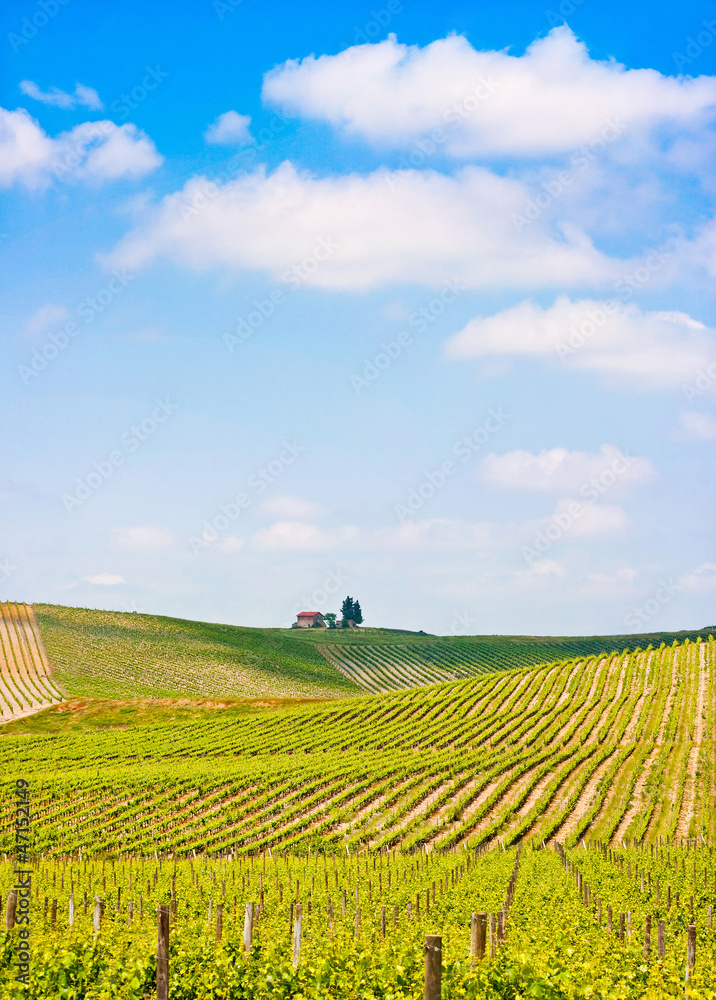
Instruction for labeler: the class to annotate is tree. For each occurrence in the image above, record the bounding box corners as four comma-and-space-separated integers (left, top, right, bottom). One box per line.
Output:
352, 600, 363, 625
340, 596, 354, 627
324, 613, 337, 629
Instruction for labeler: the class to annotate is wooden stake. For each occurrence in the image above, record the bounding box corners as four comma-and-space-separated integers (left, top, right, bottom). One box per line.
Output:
686, 923, 696, 978
658, 919, 665, 960
156, 904, 170, 1000
424, 935, 442, 1000
5, 891, 16, 931
93, 897, 104, 935
644, 914, 651, 959
292, 903, 302, 968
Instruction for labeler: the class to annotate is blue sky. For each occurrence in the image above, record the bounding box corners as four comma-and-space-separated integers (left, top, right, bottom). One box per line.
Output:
1, 0, 715, 635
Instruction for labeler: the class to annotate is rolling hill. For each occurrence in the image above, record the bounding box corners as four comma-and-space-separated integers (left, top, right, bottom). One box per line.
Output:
22, 602, 716, 704
1, 636, 713, 856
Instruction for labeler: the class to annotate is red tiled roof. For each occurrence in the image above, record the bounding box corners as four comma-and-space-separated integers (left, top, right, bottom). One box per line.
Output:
296, 612, 321, 618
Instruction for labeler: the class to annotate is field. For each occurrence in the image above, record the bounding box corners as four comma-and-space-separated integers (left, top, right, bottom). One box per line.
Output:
1, 624, 714, 997
28, 602, 716, 700
0, 603, 64, 722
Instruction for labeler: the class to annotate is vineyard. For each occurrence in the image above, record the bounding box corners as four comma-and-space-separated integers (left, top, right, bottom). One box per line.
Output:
31, 602, 716, 699
1, 840, 715, 997
1, 634, 715, 996
0, 638, 713, 856
0, 604, 64, 722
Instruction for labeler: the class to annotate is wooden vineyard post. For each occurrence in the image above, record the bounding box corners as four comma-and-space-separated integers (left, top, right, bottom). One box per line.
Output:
607, 905, 612, 936
619, 912, 625, 943
216, 904, 223, 943
355, 907, 361, 939
709, 905, 713, 930
686, 924, 696, 980
342, 890, 346, 917
93, 898, 104, 935
328, 903, 335, 937
69, 893, 74, 929
243, 902, 254, 952
127, 901, 133, 927
489, 914, 496, 958
157, 904, 170, 1000
288, 901, 294, 935
292, 903, 302, 968
424, 935, 442, 1000
381, 905, 386, 939
51, 899, 57, 930
5, 891, 16, 931
644, 915, 651, 959
658, 919, 665, 960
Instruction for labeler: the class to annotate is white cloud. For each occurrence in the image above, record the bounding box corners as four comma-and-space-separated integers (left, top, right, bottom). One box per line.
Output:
480, 444, 654, 493
204, 111, 253, 145
0, 107, 162, 189
83, 573, 125, 586
679, 411, 716, 441
260, 495, 326, 520
445, 297, 716, 389
106, 161, 617, 290
20, 80, 103, 111
262, 28, 716, 157
553, 500, 628, 538
112, 526, 174, 551
24, 303, 69, 336
253, 521, 357, 551
678, 563, 716, 594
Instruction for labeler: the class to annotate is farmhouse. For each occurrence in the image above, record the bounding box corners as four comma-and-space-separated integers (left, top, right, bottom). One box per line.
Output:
293, 611, 326, 628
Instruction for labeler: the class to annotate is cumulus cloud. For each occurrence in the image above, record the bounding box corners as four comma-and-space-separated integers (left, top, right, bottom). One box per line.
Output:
111, 526, 174, 551
445, 297, 716, 389
260, 495, 326, 519
24, 303, 70, 336
262, 28, 716, 157
678, 563, 716, 594
253, 521, 358, 551
679, 410, 716, 441
480, 444, 654, 493
204, 110, 253, 145
106, 161, 618, 290
20, 80, 103, 111
0, 107, 162, 189
83, 573, 125, 586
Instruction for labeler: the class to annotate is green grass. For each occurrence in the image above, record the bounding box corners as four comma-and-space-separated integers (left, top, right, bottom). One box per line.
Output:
33, 603, 715, 700
34, 604, 358, 701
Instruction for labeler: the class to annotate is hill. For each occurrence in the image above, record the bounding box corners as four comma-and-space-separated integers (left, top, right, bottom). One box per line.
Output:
28, 602, 716, 702
1, 636, 713, 856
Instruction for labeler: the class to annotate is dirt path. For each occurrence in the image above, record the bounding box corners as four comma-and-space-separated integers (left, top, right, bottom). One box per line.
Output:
675, 642, 709, 840
558, 750, 618, 843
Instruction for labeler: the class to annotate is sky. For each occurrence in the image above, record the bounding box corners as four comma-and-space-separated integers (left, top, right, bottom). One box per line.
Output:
1, 0, 715, 636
